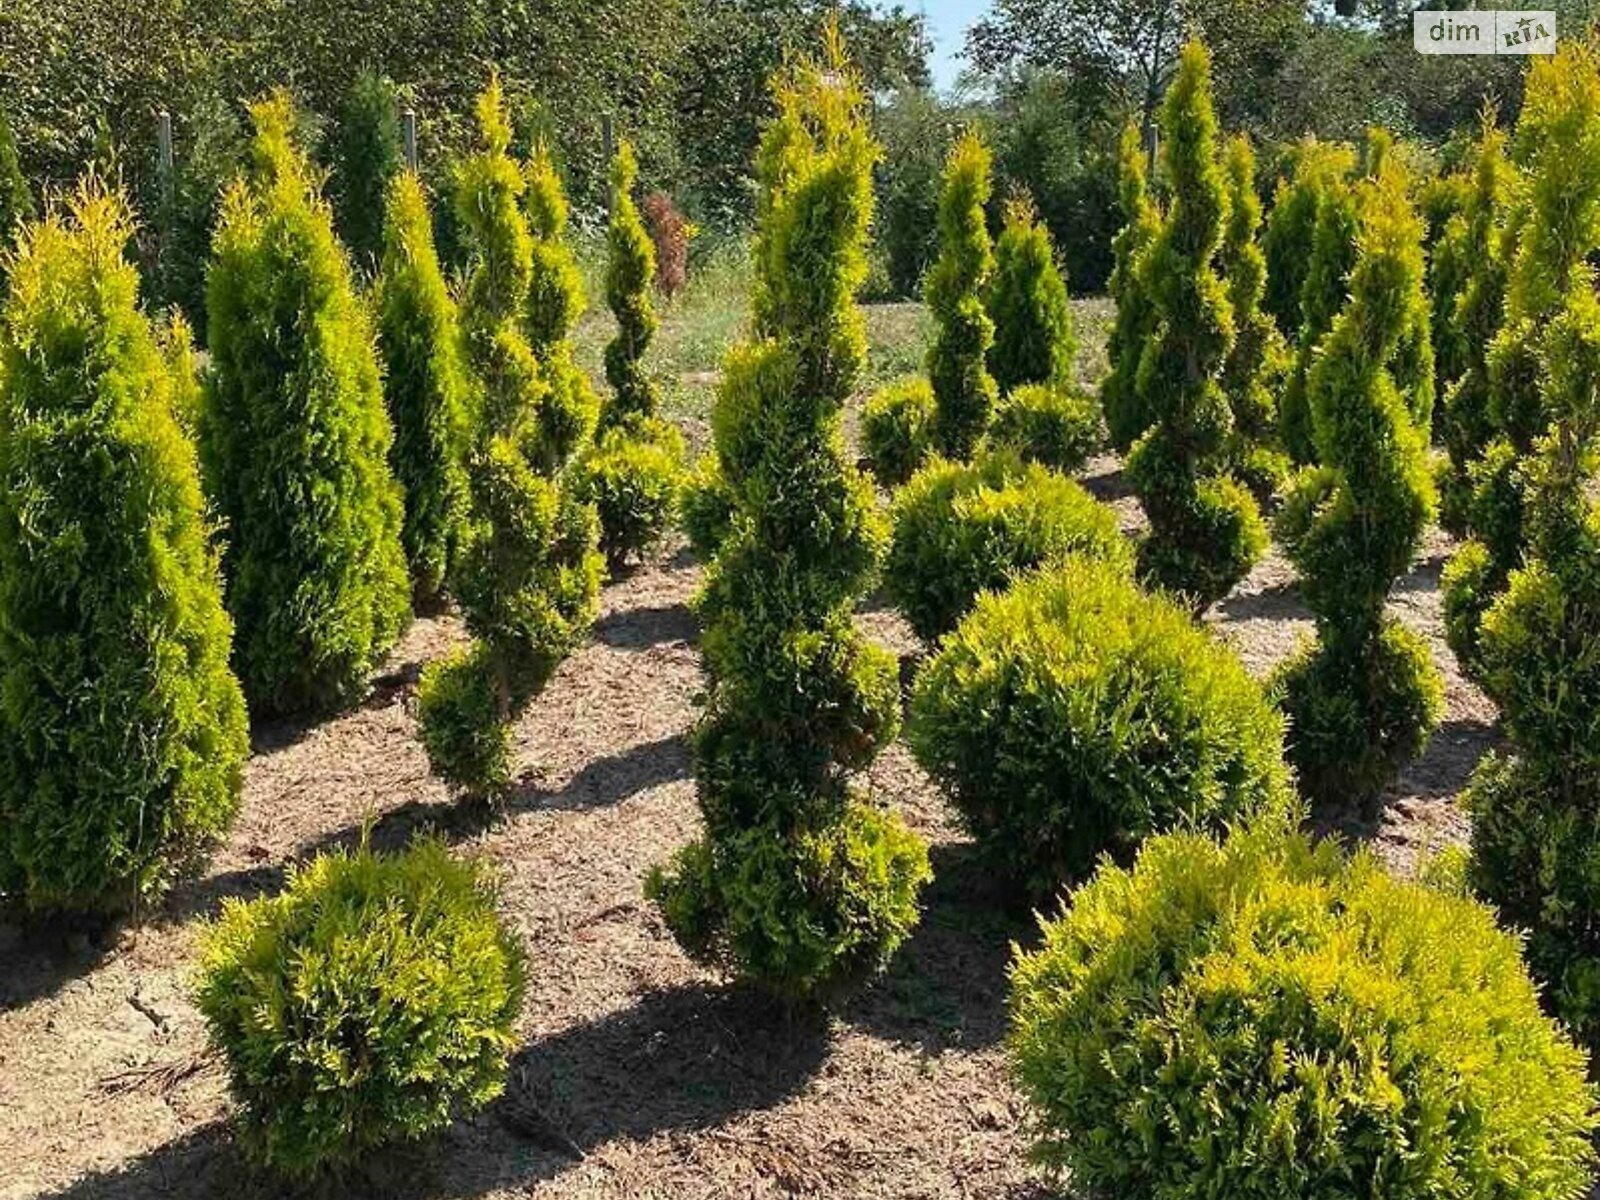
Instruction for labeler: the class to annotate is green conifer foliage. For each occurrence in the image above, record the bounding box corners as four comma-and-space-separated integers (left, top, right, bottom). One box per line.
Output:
1280, 160, 1359, 464
0, 183, 248, 911
602, 140, 660, 429
986, 194, 1075, 395
1466, 44, 1600, 1048
522, 138, 599, 470
1438, 117, 1511, 536
1219, 133, 1289, 499
1272, 159, 1442, 806
577, 139, 685, 570
329, 72, 403, 273
203, 93, 411, 717
417, 77, 602, 801
646, 32, 930, 997
926, 131, 998, 459
1261, 138, 1346, 337
0, 106, 33, 279
374, 171, 472, 605
1126, 41, 1266, 607
1101, 123, 1162, 452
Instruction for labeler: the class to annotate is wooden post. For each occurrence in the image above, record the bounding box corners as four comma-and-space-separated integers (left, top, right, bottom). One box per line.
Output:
401, 108, 419, 172
156, 110, 175, 207
601, 114, 615, 168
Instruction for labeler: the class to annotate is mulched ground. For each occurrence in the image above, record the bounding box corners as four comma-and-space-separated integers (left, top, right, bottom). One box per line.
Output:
1, 356, 1502, 1200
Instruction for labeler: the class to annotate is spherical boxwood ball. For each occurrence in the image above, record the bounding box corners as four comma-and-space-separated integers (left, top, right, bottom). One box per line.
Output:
1009, 820, 1599, 1200
861, 374, 935, 488
195, 839, 525, 1178
886, 451, 1131, 643
909, 554, 1290, 894
987, 383, 1102, 475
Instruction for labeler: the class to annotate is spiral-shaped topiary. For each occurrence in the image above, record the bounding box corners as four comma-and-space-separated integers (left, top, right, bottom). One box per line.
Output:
1219, 132, 1289, 501
374, 171, 472, 605
1466, 43, 1600, 1051
986, 193, 1075, 396
203, 92, 411, 717
575, 139, 686, 571
1101, 123, 1161, 453
0, 182, 249, 913
1437, 116, 1511, 538
1126, 41, 1266, 608
1272, 157, 1441, 806
926, 131, 997, 460
646, 29, 930, 998
416, 77, 602, 801
601, 140, 659, 430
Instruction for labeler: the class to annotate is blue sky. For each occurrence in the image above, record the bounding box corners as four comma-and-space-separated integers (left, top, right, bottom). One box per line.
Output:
918, 0, 990, 90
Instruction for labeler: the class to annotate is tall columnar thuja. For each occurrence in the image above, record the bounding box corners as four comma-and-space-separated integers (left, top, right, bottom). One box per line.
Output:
926, 131, 998, 459
602, 140, 660, 430
0, 183, 248, 911
204, 93, 411, 716
1102, 122, 1162, 452
1126, 41, 1266, 607
1280, 154, 1359, 464
575, 139, 686, 570
1262, 139, 1326, 336
374, 171, 472, 605
1219, 132, 1289, 498
416, 77, 602, 800
1272, 159, 1442, 806
1443, 63, 1595, 680
329, 71, 403, 273
646, 34, 930, 997
1425, 177, 1474, 394
986, 193, 1075, 395
1467, 42, 1600, 1050
1438, 116, 1511, 535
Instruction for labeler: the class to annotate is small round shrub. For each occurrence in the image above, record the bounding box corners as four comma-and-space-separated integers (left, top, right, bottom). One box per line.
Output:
573, 418, 687, 571
195, 839, 525, 1179
987, 383, 1101, 474
909, 556, 1291, 895
861, 375, 934, 487
887, 452, 1131, 643
679, 450, 734, 561
1009, 819, 1599, 1200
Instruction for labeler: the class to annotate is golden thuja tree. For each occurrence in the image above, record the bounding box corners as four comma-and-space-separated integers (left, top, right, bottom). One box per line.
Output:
647, 31, 930, 997
416, 77, 601, 801
1466, 44, 1600, 1050
1101, 123, 1161, 452
1272, 158, 1442, 806
1126, 41, 1266, 607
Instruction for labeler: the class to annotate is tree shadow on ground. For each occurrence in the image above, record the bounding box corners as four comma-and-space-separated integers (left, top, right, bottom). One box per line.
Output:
1079, 461, 1134, 503
846, 841, 1037, 1055
1212, 578, 1310, 625
33, 1123, 259, 1200
592, 601, 699, 651
150, 735, 691, 928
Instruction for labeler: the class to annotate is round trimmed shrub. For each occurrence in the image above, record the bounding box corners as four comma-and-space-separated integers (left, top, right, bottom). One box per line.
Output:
195, 839, 525, 1179
1009, 819, 1598, 1200
203, 92, 411, 716
909, 556, 1290, 896
887, 452, 1130, 643
861, 375, 934, 487
0, 184, 249, 912
988, 383, 1100, 474
573, 418, 687, 570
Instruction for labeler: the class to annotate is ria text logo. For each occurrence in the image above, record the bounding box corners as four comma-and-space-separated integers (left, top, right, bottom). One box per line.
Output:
1415, 11, 1556, 54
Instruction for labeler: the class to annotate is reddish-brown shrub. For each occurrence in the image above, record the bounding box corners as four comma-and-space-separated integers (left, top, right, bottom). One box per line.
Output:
642, 191, 689, 299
